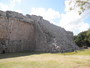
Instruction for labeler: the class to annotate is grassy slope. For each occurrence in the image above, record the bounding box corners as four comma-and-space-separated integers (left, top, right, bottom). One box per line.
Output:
0, 49, 90, 68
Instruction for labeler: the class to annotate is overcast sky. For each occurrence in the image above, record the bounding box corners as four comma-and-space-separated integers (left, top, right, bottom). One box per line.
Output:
0, 0, 90, 35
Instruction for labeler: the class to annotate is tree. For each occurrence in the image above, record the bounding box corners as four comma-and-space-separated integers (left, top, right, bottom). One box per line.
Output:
68, 0, 90, 15
74, 29, 90, 48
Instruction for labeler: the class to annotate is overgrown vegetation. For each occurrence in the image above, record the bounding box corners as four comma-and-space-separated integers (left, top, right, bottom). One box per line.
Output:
74, 29, 90, 48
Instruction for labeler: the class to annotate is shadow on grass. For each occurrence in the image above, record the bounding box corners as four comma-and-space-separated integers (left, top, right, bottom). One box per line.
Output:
0, 51, 43, 59
0, 49, 88, 59
0, 51, 79, 59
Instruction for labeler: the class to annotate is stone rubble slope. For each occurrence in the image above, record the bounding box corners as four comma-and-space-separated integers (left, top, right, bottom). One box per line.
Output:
27, 15, 79, 53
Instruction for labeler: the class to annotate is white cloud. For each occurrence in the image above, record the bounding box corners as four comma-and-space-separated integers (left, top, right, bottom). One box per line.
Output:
81, 9, 90, 20
9, 0, 22, 8
14, 9, 23, 13
30, 8, 61, 24
30, 7, 90, 35
0, 0, 23, 13
10, 0, 22, 3
0, 3, 10, 11
78, 22, 90, 32
59, 0, 90, 35
0, 0, 89, 35
60, 12, 90, 34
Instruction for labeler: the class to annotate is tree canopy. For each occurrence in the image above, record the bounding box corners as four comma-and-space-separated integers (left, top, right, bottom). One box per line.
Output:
74, 29, 90, 48
68, 0, 90, 15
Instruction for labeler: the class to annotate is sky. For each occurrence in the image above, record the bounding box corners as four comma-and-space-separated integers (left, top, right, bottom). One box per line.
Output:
0, 0, 90, 35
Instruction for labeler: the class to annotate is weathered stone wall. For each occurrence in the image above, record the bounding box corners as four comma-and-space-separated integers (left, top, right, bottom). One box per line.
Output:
0, 12, 7, 53
27, 15, 79, 53
8, 18, 35, 52
0, 17, 7, 39
0, 10, 35, 53
0, 10, 79, 53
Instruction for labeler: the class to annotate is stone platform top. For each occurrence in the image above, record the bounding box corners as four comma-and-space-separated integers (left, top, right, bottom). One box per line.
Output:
0, 10, 33, 23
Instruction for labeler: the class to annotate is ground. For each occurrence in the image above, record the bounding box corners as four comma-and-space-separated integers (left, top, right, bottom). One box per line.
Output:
0, 49, 90, 68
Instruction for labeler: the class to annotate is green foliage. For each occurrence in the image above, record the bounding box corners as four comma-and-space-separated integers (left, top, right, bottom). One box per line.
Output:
74, 29, 90, 48
68, 0, 90, 15
63, 49, 90, 55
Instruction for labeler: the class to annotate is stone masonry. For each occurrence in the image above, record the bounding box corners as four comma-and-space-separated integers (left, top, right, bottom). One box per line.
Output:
0, 10, 79, 53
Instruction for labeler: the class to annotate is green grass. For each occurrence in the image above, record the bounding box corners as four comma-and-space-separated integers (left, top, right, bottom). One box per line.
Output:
0, 49, 90, 68
61, 49, 90, 55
